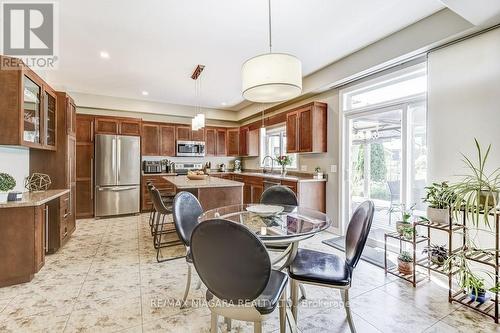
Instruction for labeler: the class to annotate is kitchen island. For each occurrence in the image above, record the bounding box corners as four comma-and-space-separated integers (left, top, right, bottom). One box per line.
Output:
163, 175, 244, 211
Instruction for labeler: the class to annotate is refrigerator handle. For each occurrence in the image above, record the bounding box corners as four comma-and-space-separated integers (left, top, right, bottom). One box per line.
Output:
117, 137, 121, 183
90, 158, 94, 199
112, 137, 116, 183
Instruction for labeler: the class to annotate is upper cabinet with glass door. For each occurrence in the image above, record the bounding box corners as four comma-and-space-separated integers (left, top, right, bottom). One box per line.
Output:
0, 56, 57, 150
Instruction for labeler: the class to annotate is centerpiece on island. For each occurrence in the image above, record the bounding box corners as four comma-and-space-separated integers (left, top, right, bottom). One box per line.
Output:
186, 170, 208, 180
275, 155, 292, 177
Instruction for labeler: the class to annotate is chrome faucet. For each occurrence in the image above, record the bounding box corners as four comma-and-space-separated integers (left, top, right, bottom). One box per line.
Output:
262, 155, 274, 174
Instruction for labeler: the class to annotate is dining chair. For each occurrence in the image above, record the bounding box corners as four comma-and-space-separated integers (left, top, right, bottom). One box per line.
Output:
260, 185, 307, 300
260, 185, 298, 206
190, 218, 289, 333
172, 191, 204, 308
150, 187, 182, 262
288, 200, 374, 333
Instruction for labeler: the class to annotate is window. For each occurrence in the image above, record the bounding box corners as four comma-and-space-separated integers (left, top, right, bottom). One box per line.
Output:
260, 126, 297, 169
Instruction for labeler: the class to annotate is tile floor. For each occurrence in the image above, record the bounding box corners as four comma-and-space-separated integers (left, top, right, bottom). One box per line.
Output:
0, 214, 499, 332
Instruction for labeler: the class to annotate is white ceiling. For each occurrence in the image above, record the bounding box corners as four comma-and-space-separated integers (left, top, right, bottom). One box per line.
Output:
47, 0, 444, 111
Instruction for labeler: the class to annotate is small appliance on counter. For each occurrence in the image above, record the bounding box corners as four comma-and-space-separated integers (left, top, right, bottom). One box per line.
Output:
174, 162, 204, 175
160, 159, 173, 173
204, 162, 212, 174
143, 161, 162, 174
219, 163, 226, 172
234, 160, 242, 173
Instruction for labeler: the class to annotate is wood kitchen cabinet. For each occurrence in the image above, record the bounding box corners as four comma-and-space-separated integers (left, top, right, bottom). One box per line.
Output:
0, 56, 57, 150
46, 192, 73, 253
286, 102, 327, 153
240, 127, 259, 157
76, 114, 94, 218
94, 116, 141, 136
176, 125, 191, 141
160, 125, 176, 156
191, 128, 205, 141
0, 204, 46, 287
141, 122, 176, 157
227, 128, 239, 156
205, 127, 229, 156
205, 127, 216, 156
216, 128, 227, 156
142, 123, 160, 156
286, 111, 299, 153
30, 92, 77, 239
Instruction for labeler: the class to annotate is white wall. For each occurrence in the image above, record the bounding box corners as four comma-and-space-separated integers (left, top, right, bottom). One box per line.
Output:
427, 27, 500, 259
0, 146, 29, 191
428, 27, 500, 182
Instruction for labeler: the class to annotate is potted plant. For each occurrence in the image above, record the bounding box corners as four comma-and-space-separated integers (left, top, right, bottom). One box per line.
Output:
423, 182, 454, 225
448, 139, 500, 227
400, 225, 414, 240
422, 244, 448, 266
0, 173, 16, 203
275, 155, 292, 177
398, 251, 413, 275
390, 203, 415, 236
314, 167, 323, 180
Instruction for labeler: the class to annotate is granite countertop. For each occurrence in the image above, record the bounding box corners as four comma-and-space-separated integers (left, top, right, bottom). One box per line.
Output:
0, 189, 70, 208
208, 171, 327, 183
163, 175, 244, 189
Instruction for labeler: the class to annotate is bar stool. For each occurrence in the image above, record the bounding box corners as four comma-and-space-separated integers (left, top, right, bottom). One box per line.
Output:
150, 187, 182, 262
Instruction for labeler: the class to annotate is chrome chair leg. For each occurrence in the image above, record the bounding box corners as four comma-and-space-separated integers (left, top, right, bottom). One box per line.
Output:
290, 279, 299, 320
298, 283, 307, 301
279, 288, 287, 333
254, 321, 262, 333
180, 264, 192, 309
341, 289, 356, 333
224, 317, 232, 331
211, 313, 218, 332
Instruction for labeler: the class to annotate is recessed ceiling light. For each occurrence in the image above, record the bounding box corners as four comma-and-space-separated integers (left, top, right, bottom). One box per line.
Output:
221, 102, 227, 106
100, 51, 110, 59
142, 91, 149, 96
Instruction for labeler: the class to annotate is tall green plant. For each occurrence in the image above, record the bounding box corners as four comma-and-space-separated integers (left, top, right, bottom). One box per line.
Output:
447, 139, 500, 228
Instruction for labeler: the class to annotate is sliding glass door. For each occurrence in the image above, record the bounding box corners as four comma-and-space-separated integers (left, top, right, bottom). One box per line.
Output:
341, 62, 427, 247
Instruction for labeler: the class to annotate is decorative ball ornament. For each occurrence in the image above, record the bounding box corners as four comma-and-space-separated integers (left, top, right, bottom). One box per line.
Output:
25, 173, 52, 192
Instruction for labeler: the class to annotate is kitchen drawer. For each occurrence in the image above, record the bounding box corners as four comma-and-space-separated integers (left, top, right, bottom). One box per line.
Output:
281, 180, 298, 193
59, 193, 70, 213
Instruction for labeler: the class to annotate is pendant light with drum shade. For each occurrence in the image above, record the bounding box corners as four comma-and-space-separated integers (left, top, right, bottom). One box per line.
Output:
241, 0, 302, 103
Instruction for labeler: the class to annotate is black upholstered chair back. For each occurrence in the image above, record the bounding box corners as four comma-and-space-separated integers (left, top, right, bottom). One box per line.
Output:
190, 219, 271, 303
172, 191, 203, 246
150, 187, 170, 215
345, 201, 374, 269
260, 185, 298, 206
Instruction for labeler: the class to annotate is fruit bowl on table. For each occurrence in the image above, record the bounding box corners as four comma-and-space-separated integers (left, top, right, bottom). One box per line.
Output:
246, 204, 284, 217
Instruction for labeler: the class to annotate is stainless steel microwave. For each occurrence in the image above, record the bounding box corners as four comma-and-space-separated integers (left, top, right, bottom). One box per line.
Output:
176, 140, 205, 157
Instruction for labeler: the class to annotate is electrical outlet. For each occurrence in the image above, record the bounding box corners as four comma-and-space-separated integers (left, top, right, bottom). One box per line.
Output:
301, 165, 307, 172
330, 165, 337, 173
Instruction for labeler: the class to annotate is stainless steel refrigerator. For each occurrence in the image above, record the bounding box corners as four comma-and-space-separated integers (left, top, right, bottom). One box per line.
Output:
94, 134, 140, 217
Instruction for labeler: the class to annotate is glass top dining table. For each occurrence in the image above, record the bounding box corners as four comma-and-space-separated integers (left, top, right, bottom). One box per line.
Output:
198, 204, 332, 245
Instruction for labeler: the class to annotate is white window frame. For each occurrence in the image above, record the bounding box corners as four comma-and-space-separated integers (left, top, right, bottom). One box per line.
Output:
259, 125, 298, 169
338, 62, 427, 235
